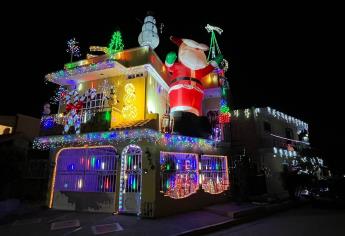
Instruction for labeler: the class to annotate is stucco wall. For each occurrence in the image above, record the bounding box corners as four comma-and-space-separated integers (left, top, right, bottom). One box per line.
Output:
155, 189, 230, 217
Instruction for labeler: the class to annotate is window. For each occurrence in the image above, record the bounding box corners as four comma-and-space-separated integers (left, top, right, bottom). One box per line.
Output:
285, 128, 293, 139
160, 152, 230, 198
83, 93, 105, 110
263, 121, 271, 132
0, 125, 13, 135
200, 155, 229, 194
128, 73, 144, 79
160, 152, 199, 199
54, 147, 117, 193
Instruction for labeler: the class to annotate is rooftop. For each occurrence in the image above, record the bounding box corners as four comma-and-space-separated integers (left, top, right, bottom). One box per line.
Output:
45, 46, 221, 89
45, 47, 169, 86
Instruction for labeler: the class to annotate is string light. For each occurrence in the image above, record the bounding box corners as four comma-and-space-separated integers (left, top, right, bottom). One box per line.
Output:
108, 31, 124, 54
46, 60, 115, 83
219, 113, 230, 123
232, 107, 308, 131
118, 144, 142, 212
244, 109, 250, 118
66, 38, 81, 62
89, 46, 108, 54
122, 83, 137, 120
50, 86, 67, 104
254, 108, 260, 117
234, 110, 239, 117
266, 107, 308, 131
33, 128, 216, 152
42, 116, 54, 129
218, 78, 231, 124
160, 152, 199, 199
200, 155, 229, 195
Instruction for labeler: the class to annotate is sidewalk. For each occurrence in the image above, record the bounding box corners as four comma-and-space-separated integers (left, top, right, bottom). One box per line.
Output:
0, 200, 301, 236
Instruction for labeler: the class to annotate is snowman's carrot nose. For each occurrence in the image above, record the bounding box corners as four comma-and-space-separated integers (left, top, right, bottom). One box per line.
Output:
170, 36, 182, 46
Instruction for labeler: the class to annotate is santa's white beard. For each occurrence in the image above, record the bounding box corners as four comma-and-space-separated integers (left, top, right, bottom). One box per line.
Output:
179, 46, 208, 70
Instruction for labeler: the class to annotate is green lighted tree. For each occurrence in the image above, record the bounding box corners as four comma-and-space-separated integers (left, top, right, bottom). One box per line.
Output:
108, 31, 124, 54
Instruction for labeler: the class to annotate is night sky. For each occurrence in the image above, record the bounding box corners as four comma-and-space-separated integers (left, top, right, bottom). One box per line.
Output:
1, 3, 342, 172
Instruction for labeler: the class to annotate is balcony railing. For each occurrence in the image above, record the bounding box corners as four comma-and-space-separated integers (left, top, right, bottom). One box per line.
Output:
40, 107, 112, 136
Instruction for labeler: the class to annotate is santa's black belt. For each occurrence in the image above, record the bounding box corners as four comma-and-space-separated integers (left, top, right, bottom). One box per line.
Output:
171, 77, 202, 85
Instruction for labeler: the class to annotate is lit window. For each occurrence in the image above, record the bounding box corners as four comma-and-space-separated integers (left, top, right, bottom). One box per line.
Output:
200, 155, 229, 194
0, 125, 13, 135
160, 152, 199, 199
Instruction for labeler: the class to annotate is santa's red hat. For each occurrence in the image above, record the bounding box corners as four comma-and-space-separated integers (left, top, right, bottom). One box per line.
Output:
170, 36, 209, 51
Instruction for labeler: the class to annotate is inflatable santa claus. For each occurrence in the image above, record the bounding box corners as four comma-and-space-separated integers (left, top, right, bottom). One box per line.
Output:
165, 36, 223, 116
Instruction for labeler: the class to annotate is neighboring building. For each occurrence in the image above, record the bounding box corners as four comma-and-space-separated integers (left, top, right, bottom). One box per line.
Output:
33, 43, 231, 217
0, 114, 47, 200
230, 107, 322, 198
0, 114, 40, 149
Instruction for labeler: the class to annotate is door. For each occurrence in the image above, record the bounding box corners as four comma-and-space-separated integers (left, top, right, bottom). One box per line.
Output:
119, 145, 142, 214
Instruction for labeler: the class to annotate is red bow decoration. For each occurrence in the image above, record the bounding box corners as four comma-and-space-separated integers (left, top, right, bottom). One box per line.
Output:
66, 101, 83, 112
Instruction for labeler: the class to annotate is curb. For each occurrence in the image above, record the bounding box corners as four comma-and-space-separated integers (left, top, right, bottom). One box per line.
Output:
176, 201, 303, 236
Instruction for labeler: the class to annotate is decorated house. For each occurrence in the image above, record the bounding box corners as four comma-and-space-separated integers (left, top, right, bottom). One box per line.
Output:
33, 16, 232, 217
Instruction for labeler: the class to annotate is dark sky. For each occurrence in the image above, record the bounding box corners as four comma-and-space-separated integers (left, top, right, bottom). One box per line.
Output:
1, 3, 342, 171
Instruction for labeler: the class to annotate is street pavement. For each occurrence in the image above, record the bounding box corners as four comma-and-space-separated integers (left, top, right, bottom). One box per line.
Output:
1, 202, 343, 236
206, 205, 345, 236
0, 207, 231, 236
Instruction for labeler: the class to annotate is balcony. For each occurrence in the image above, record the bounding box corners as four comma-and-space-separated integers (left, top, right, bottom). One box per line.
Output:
40, 108, 112, 136
40, 108, 160, 137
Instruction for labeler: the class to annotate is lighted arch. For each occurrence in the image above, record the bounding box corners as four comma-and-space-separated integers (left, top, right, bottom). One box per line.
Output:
118, 144, 143, 214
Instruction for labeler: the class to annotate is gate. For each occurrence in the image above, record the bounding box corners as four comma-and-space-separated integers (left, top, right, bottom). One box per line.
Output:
51, 146, 118, 210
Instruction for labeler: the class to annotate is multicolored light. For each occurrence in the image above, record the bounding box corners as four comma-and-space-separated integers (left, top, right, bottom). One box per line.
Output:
46, 60, 115, 83
33, 128, 215, 152
160, 152, 199, 199
66, 38, 81, 62
218, 77, 231, 124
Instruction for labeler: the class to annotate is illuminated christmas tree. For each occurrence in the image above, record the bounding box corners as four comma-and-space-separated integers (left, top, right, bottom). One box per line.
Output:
219, 77, 231, 123
108, 31, 124, 54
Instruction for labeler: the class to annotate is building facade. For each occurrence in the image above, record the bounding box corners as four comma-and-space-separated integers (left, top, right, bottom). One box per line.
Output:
230, 107, 321, 197
33, 46, 231, 217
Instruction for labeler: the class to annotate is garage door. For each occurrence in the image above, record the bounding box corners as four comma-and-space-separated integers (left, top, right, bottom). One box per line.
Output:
51, 146, 118, 212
